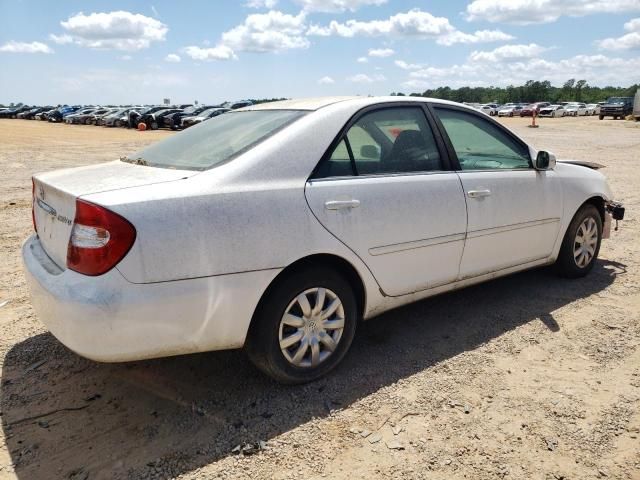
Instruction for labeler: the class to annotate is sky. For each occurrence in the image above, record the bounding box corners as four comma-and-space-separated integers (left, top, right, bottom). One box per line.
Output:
1, 0, 639, 105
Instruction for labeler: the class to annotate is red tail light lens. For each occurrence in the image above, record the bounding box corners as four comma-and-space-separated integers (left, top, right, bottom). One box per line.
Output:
67, 199, 136, 276
31, 178, 37, 233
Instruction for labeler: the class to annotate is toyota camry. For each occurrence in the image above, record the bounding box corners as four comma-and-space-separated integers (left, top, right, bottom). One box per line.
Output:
23, 96, 625, 383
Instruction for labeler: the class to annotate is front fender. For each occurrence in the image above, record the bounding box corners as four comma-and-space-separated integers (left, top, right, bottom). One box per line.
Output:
551, 162, 614, 258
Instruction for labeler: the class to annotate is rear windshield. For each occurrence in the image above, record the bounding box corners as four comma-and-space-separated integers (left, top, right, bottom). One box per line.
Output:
129, 110, 305, 171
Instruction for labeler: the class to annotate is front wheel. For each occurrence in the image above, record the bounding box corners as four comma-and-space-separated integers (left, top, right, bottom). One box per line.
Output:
555, 204, 602, 278
245, 267, 358, 384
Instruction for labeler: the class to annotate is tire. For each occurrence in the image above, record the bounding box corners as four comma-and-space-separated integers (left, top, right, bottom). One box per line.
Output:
555, 204, 602, 278
599, 115, 604, 120
150, 121, 159, 130
245, 266, 358, 384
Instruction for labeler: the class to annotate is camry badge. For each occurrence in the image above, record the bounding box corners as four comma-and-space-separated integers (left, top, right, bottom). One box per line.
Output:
36, 198, 57, 217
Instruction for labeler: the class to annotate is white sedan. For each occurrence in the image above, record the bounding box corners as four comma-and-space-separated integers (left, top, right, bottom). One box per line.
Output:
479, 104, 499, 116
23, 96, 625, 383
585, 104, 599, 115
497, 105, 523, 117
539, 105, 566, 118
564, 103, 588, 116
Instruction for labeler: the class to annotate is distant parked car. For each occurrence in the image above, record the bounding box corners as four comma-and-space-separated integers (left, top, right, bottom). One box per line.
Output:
65, 108, 99, 124
35, 108, 57, 121
520, 102, 550, 117
634, 90, 640, 122
48, 106, 80, 123
497, 105, 523, 117
162, 105, 218, 130
102, 108, 133, 127
585, 104, 599, 116
139, 108, 183, 130
128, 106, 163, 128
180, 107, 230, 128
90, 108, 119, 126
225, 100, 254, 110
564, 103, 588, 117
539, 105, 565, 118
0, 105, 31, 119
479, 104, 499, 116
599, 97, 633, 120
17, 107, 45, 119
82, 108, 111, 125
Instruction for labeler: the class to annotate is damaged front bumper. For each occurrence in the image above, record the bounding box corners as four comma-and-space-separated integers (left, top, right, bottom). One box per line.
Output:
603, 201, 625, 238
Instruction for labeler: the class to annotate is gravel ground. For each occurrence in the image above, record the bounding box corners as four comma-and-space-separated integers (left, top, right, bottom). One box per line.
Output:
0, 117, 639, 480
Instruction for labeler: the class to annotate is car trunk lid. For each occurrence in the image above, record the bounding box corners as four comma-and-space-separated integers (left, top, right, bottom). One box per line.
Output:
33, 160, 197, 270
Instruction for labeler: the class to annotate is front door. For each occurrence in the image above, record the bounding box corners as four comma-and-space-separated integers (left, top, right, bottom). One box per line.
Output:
432, 106, 563, 279
305, 105, 467, 297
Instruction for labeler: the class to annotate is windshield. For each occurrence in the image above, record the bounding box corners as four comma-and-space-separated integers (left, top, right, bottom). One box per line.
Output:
129, 110, 306, 171
607, 97, 628, 104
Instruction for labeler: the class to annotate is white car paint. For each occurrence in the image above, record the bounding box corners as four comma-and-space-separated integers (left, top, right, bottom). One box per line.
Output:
23, 96, 617, 363
479, 104, 499, 116
564, 103, 588, 116
497, 105, 522, 117
539, 105, 565, 118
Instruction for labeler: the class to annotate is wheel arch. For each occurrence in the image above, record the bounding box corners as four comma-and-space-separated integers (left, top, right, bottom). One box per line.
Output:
553, 194, 608, 262
584, 195, 606, 224
248, 254, 367, 337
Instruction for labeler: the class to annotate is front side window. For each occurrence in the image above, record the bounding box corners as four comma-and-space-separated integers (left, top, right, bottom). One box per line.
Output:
435, 108, 531, 170
315, 106, 442, 178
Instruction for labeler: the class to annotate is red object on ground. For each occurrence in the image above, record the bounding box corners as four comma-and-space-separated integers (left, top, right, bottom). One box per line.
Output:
138, 122, 147, 131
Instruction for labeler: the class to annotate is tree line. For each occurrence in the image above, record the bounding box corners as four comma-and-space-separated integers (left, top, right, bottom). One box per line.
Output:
391, 79, 639, 104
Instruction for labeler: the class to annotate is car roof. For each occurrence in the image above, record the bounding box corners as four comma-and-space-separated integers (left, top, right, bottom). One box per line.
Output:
240, 96, 468, 112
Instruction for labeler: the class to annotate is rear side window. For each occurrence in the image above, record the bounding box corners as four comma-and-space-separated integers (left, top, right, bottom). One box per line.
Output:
130, 110, 306, 171
314, 106, 442, 178
435, 108, 531, 170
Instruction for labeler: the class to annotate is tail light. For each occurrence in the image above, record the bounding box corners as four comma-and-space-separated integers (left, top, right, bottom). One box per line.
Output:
31, 178, 37, 233
67, 199, 136, 276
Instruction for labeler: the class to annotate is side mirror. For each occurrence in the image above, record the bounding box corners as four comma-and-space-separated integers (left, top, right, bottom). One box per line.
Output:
360, 144, 380, 159
534, 150, 556, 170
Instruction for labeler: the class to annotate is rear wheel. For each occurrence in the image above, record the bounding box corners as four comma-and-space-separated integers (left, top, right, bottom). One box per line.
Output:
555, 204, 602, 278
245, 267, 358, 384
150, 121, 159, 130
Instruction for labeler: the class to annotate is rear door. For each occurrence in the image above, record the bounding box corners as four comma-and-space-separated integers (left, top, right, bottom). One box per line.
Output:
431, 105, 562, 279
305, 104, 467, 297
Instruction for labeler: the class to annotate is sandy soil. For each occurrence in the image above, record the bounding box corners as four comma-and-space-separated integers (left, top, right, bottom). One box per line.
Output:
0, 117, 639, 480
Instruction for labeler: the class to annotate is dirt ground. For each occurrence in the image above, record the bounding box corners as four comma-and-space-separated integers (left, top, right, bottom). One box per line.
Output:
0, 116, 639, 480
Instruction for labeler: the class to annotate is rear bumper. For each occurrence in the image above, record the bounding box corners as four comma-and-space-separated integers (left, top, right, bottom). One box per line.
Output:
22, 235, 280, 362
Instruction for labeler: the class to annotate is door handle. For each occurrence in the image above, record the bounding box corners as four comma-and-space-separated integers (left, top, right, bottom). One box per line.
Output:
467, 189, 491, 198
325, 199, 361, 210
